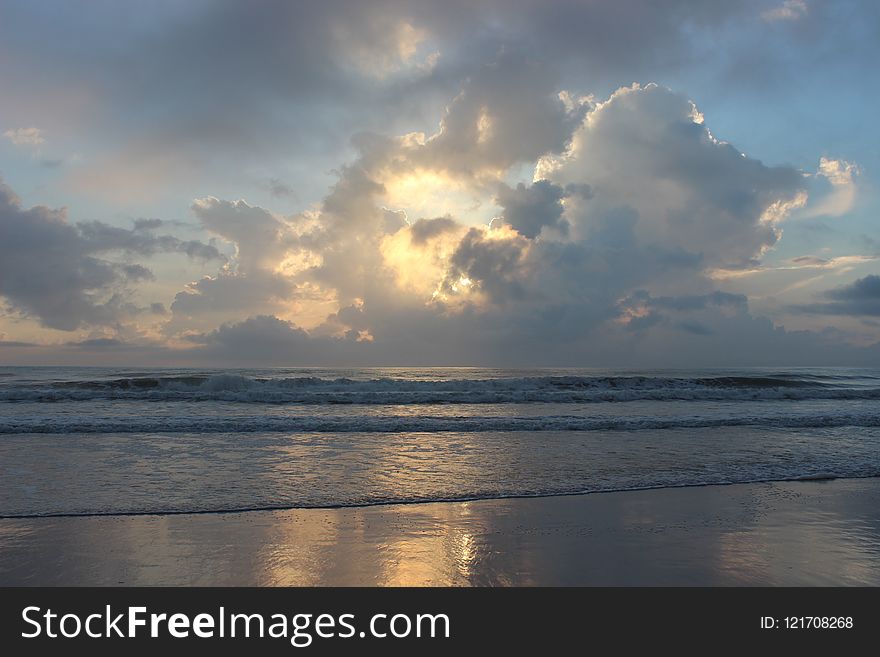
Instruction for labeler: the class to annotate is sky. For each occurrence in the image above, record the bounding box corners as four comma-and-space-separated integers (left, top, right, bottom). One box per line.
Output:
1, 0, 879, 367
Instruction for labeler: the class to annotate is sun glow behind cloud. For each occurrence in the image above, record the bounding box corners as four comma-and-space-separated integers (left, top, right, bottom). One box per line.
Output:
1, 0, 878, 365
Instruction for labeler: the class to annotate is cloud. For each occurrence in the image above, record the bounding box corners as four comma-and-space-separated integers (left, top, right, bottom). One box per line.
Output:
408, 216, 460, 245
0, 178, 223, 331
162, 197, 339, 335
158, 82, 826, 365
676, 320, 715, 336
263, 178, 295, 198
796, 157, 859, 219
65, 337, 125, 348
0, 1, 761, 176
191, 197, 294, 273
330, 16, 436, 78
438, 226, 531, 305
167, 271, 304, 334
5, 69, 876, 365
75, 220, 225, 262
540, 83, 806, 269
187, 314, 366, 364
710, 254, 875, 281
792, 275, 880, 316
0, 339, 38, 348
3, 126, 45, 146
494, 179, 570, 238
762, 0, 808, 22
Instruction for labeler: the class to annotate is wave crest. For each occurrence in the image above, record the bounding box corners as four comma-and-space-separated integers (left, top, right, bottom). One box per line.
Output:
1, 372, 877, 404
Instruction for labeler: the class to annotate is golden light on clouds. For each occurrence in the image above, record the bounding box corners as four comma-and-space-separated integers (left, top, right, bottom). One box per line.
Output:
759, 190, 808, 224
379, 222, 465, 298
381, 169, 488, 222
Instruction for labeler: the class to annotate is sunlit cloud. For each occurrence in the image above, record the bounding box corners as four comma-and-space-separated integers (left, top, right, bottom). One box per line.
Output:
3, 126, 45, 146
1, 0, 879, 364
798, 157, 859, 219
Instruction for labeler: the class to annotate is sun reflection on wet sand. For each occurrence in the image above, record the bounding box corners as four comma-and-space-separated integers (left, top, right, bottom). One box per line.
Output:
1, 479, 879, 586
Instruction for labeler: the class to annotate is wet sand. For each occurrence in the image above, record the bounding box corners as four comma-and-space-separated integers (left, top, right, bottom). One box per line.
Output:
1, 478, 879, 586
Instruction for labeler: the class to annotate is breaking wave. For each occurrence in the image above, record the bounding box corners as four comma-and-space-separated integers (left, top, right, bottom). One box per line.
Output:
1, 372, 878, 404
4, 410, 880, 434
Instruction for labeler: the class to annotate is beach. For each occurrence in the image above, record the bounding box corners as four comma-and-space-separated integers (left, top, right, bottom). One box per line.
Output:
2, 477, 879, 586
3, 367, 879, 586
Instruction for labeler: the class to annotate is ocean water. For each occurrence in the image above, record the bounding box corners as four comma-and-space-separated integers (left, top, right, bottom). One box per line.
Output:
1, 366, 879, 517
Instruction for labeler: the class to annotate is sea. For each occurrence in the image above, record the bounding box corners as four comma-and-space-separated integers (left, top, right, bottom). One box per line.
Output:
1, 366, 878, 517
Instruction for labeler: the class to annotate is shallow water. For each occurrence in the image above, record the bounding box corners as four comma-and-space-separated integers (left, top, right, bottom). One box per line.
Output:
1, 366, 878, 516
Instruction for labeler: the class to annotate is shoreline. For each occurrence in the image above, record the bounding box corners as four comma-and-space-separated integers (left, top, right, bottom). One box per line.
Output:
2, 477, 879, 586
0, 473, 863, 520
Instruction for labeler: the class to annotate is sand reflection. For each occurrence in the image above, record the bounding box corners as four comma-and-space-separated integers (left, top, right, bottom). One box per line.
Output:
2, 479, 879, 586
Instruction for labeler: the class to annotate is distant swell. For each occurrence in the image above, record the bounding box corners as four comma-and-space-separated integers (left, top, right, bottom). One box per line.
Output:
4, 411, 880, 434
1, 373, 878, 404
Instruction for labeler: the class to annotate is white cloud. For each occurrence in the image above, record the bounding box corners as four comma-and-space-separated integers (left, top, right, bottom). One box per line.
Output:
542, 83, 806, 270
796, 157, 859, 219
7, 72, 874, 364
3, 126, 45, 146
762, 0, 808, 22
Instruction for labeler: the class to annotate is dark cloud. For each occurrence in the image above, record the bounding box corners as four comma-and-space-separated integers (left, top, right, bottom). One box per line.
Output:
614, 291, 746, 336
265, 178, 295, 198
66, 338, 125, 348
1, 0, 791, 199
676, 320, 714, 336
408, 217, 459, 244
133, 218, 164, 231
792, 275, 880, 316
189, 315, 366, 365
0, 179, 223, 330
639, 291, 749, 312
495, 179, 568, 238
791, 255, 829, 266
440, 228, 530, 304
74, 220, 224, 262
829, 275, 880, 301
170, 272, 297, 320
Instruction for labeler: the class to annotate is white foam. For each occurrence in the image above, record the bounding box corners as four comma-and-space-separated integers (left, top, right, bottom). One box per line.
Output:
3, 411, 880, 434
1, 373, 877, 404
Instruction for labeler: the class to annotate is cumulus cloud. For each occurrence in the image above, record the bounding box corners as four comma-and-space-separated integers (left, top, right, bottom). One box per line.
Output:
494, 180, 571, 238
3, 66, 875, 364
1, 0, 768, 195
408, 216, 460, 245
437, 226, 531, 305
1, 1, 877, 365
539, 83, 806, 269
0, 179, 223, 330
187, 315, 365, 364
153, 82, 829, 365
